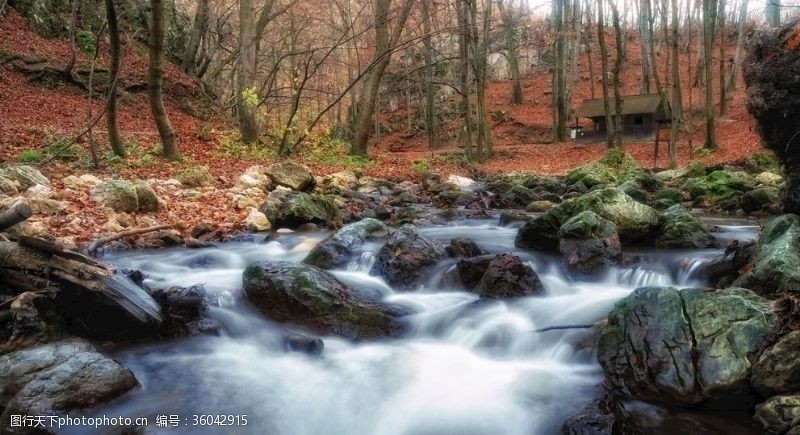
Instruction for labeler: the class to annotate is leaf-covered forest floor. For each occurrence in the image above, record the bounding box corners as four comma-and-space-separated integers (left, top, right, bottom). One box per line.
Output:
0, 8, 765, 243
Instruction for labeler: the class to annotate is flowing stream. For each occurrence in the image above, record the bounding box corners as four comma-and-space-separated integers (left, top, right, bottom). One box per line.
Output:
73, 215, 760, 435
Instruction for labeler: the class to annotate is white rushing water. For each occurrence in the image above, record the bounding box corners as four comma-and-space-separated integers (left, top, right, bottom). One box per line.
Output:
73, 219, 759, 435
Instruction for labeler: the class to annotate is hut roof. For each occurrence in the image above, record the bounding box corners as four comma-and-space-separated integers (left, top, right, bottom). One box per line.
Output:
576, 94, 667, 118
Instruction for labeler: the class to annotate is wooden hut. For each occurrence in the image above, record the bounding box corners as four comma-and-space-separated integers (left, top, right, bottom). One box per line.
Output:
573, 94, 671, 143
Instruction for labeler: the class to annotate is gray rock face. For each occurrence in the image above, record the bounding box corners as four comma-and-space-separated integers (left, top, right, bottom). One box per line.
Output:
259, 191, 341, 229
243, 261, 407, 340
755, 395, 800, 435
266, 162, 315, 191
558, 211, 622, 273
597, 287, 778, 407
304, 218, 389, 269
473, 253, 542, 299
735, 214, 800, 294
371, 225, 446, 290
751, 331, 800, 398
0, 339, 137, 426
0, 165, 49, 191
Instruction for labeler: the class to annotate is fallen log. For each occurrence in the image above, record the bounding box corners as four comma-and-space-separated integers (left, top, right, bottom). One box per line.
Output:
0, 199, 32, 231
0, 239, 161, 323
86, 224, 172, 256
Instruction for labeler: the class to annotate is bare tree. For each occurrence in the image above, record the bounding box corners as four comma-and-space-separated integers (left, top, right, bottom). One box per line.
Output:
498, 0, 523, 104
766, 0, 780, 26
238, 0, 259, 143
149, 0, 178, 159
609, 0, 624, 150
181, 0, 209, 74
105, 0, 124, 157
702, 0, 717, 149
553, 0, 567, 142
598, 0, 615, 149
421, 0, 439, 149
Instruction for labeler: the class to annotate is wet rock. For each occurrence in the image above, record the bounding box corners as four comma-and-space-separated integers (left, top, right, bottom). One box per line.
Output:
245, 207, 271, 232
526, 200, 555, 212
456, 255, 494, 290
473, 253, 542, 298
754, 395, 800, 435
283, 333, 324, 356
685, 170, 752, 207
304, 218, 388, 269
0, 165, 49, 191
189, 222, 215, 239
1, 292, 62, 353
741, 186, 780, 213
371, 224, 445, 290
243, 261, 407, 339
150, 284, 219, 337
259, 191, 341, 229
0, 339, 137, 426
499, 210, 531, 226
558, 211, 621, 273
175, 166, 213, 187
445, 237, 485, 258
516, 187, 660, 250
700, 241, 756, 288
597, 287, 778, 407
751, 331, 800, 398
560, 392, 636, 435
655, 205, 715, 249
266, 162, 315, 191
735, 214, 800, 294
497, 184, 538, 208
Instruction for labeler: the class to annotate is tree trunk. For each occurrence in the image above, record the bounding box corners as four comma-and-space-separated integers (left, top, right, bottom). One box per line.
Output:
350, 0, 414, 156
421, 0, 439, 150
766, 0, 780, 27
725, 0, 748, 93
598, 0, 615, 149
148, 0, 177, 159
498, 0, 523, 104
237, 0, 259, 143
456, 0, 474, 160
639, 0, 651, 93
180, 0, 208, 74
718, 0, 728, 115
670, 0, 682, 168
553, 0, 567, 142
0, 200, 32, 231
703, 0, 717, 149
105, 0, 125, 157
64, 0, 79, 76
610, 0, 624, 150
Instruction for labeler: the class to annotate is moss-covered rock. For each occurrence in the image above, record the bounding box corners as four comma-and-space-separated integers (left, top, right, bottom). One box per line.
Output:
0, 165, 49, 191
371, 224, 445, 290
751, 331, 800, 398
754, 395, 800, 435
598, 287, 779, 407
744, 150, 782, 175
655, 187, 685, 203
91, 180, 138, 212
472, 253, 542, 299
558, 211, 621, 273
685, 170, 753, 202
304, 218, 388, 269
741, 186, 780, 213
655, 205, 715, 249
735, 214, 800, 294
243, 261, 407, 339
175, 166, 213, 187
526, 200, 555, 212
259, 191, 341, 229
132, 181, 161, 212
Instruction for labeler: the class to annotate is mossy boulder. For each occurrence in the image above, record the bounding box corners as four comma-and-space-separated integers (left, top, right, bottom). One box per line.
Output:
0, 176, 19, 196
558, 211, 622, 273
175, 166, 213, 187
754, 395, 800, 435
654, 187, 685, 203
132, 181, 161, 212
0, 165, 49, 191
741, 186, 780, 213
371, 224, 446, 290
685, 170, 753, 204
472, 253, 542, 299
266, 161, 315, 191
744, 150, 781, 175
735, 214, 800, 294
598, 287, 779, 407
567, 150, 644, 189
243, 262, 407, 339
566, 162, 617, 188
526, 200, 555, 212
751, 331, 800, 398
655, 205, 715, 249
304, 218, 389, 269
91, 180, 138, 212
259, 192, 341, 229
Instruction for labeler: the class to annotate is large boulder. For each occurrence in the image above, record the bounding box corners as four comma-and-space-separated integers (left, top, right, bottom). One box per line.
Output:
0, 176, 19, 196
455, 255, 494, 290
597, 287, 778, 407
371, 224, 446, 290
473, 253, 542, 299
0, 165, 49, 191
566, 150, 644, 189
754, 395, 800, 435
751, 331, 800, 398
259, 191, 341, 229
445, 237, 485, 258
91, 180, 161, 213
0, 339, 137, 426
516, 188, 660, 250
655, 205, 715, 249
243, 261, 406, 339
318, 170, 359, 194
558, 211, 622, 273
304, 218, 389, 269
741, 186, 780, 213
735, 214, 800, 294
175, 166, 213, 187
266, 162, 315, 191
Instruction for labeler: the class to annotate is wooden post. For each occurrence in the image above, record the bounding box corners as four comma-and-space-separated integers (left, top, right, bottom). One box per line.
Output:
653, 124, 661, 168
0, 199, 32, 231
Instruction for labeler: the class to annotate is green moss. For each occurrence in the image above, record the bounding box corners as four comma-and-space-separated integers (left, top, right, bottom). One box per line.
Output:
17, 149, 44, 163
744, 151, 781, 175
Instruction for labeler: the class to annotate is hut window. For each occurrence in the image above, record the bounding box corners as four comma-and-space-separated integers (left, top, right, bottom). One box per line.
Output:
634, 116, 644, 125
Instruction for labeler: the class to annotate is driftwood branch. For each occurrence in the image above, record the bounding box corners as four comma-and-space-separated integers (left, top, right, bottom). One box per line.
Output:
0, 199, 32, 231
86, 224, 172, 255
